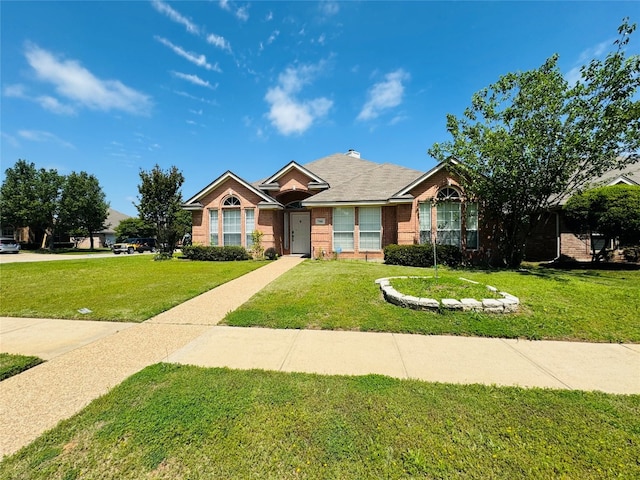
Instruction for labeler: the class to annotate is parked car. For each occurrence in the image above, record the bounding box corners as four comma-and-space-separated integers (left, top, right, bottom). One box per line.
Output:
112, 238, 156, 254
0, 237, 21, 254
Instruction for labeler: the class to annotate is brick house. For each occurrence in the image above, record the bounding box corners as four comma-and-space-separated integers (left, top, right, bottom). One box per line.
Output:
184, 150, 486, 260
526, 161, 640, 262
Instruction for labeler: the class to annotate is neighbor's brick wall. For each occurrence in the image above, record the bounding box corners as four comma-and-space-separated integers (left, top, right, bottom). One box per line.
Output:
278, 169, 312, 192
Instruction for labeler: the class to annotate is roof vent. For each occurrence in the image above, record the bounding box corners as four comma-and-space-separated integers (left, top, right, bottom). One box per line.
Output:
346, 149, 360, 158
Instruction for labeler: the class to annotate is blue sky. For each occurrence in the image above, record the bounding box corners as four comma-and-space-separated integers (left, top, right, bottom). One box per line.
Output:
1, 1, 638, 217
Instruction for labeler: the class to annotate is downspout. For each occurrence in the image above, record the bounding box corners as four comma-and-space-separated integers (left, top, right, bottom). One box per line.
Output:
554, 211, 561, 261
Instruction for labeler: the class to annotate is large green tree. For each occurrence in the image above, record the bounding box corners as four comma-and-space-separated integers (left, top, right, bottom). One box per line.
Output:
114, 217, 156, 241
564, 184, 640, 261
0, 159, 64, 249
429, 19, 640, 268
136, 164, 185, 254
59, 172, 110, 250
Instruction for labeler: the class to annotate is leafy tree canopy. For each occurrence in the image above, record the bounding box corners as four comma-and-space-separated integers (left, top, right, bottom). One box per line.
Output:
114, 217, 156, 241
136, 164, 186, 253
59, 171, 110, 249
429, 19, 640, 268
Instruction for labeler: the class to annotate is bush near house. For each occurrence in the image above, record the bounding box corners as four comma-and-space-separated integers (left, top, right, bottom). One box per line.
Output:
181, 245, 250, 261
384, 243, 463, 268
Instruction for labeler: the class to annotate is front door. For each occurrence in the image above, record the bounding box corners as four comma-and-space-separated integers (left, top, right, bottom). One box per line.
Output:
290, 212, 311, 255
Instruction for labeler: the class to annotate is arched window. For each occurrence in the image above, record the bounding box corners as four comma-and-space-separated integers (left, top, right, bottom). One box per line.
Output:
436, 187, 462, 247
222, 196, 241, 245
436, 187, 461, 201
223, 196, 241, 206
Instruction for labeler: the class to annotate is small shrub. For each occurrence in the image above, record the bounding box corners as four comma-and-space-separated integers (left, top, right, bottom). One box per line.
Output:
153, 252, 174, 261
264, 247, 278, 260
250, 230, 265, 259
182, 245, 250, 261
384, 243, 463, 268
622, 246, 640, 263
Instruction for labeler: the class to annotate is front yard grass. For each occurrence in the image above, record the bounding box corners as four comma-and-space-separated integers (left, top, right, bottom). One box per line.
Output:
0, 256, 267, 322
0, 353, 44, 381
1, 365, 638, 479
224, 260, 640, 343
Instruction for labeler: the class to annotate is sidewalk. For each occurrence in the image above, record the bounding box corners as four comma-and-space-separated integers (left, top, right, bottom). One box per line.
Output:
1, 255, 639, 458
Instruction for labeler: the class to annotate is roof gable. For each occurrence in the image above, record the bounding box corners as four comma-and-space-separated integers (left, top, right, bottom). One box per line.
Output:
183, 170, 278, 208
259, 161, 327, 187
393, 159, 460, 197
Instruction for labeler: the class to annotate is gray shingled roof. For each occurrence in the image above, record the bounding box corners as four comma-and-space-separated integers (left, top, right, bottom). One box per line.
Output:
102, 208, 131, 233
300, 153, 424, 204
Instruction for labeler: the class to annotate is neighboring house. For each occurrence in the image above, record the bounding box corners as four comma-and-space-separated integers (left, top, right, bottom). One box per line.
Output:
184, 150, 486, 260
75, 208, 131, 249
526, 161, 640, 262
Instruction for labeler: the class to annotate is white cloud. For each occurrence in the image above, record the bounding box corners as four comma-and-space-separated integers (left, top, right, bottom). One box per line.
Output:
151, 0, 199, 34
174, 90, 217, 105
1, 131, 20, 148
219, 0, 249, 21
206, 33, 232, 53
172, 71, 217, 89
357, 69, 410, 121
155, 36, 221, 71
319, 1, 340, 17
4, 83, 75, 115
18, 129, 75, 149
24, 43, 152, 115
565, 38, 614, 85
264, 62, 333, 135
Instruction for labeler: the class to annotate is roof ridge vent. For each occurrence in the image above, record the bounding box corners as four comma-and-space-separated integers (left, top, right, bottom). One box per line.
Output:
345, 149, 361, 158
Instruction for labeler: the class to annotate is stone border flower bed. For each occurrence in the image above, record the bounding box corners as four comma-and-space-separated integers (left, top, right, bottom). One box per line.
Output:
375, 276, 520, 313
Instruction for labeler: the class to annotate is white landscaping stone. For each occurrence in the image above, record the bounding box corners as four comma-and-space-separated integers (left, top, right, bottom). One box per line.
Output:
441, 299, 463, 310
418, 298, 440, 309
458, 277, 480, 284
460, 298, 483, 311
486, 285, 498, 292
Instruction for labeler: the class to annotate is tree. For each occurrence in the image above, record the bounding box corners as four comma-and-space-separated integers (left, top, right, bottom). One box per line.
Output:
429, 19, 640, 268
0, 159, 64, 249
136, 164, 185, 254
114, 217, 156, 241
564, 185, 640, 261
58, 172, 110, 249
0, 160, 39, 236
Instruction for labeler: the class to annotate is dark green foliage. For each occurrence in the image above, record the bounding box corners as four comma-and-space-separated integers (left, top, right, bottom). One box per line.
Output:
114, 217, 156, 241
181, 245, 250, 261
264, 247, 278, 260
136, 165, 186, 254
58, 171, 109, 250
384, 243, 463, 267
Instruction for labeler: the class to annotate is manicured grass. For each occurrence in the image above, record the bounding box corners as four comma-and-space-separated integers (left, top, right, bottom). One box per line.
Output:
224, 260, 640, 342
1, 365, 637, 479
390, 275, 501, 300
0, 353, 44, 381
0, 256, 267, 322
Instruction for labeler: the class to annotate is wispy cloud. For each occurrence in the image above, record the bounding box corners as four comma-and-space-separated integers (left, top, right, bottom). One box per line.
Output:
151, 0, 199, 34
18, 129, 75, 149
206, 33, 232, 53
172, 71, 217, 89
4, 83, 76, 115
155, 36, 221, 71
264, 62, 333, 135
1, 131, 20, 148
565, 38, 614, 85
174, 90, 218, 106
219, 0, 249, 21
23, 43, 152, 115
319, 1, 340, 17
358, 69, 410, 121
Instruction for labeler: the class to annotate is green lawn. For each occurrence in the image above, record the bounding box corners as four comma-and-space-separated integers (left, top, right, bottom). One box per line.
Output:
224, 260, 640, 343
1, 365, 637, 479
0, 353, 44, 381
0, 256, 267, 322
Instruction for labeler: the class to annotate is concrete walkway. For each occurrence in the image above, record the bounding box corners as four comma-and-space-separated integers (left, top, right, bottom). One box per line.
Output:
1, 255, 639, 458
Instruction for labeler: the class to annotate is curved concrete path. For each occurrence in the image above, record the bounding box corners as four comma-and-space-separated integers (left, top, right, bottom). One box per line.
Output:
1, 255, 639, 459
